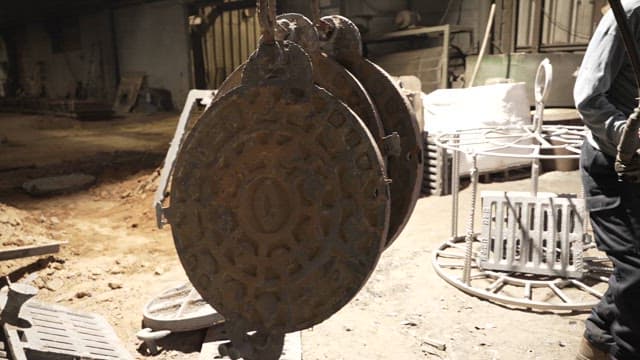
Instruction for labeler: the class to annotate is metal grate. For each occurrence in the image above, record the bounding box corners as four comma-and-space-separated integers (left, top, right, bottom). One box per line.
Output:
4, 301, 132, 360
478, 191, 586, 279
421, 133, 451, 196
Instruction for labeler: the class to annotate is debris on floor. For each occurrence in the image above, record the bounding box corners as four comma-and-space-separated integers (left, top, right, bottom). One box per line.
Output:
0, 203, 61, 248
22, 173, 96, 196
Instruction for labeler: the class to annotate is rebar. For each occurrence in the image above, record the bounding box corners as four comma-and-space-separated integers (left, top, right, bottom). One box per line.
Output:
462, 154, 478, 285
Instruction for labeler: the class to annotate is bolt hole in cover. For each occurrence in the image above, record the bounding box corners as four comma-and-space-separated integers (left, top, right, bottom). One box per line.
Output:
168, 41, 390, 333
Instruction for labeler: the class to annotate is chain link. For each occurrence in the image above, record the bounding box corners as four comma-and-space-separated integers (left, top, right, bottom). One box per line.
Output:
258, 0, 277, 43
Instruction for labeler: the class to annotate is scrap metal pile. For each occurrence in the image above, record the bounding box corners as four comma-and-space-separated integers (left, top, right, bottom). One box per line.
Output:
155, 0, 423, 358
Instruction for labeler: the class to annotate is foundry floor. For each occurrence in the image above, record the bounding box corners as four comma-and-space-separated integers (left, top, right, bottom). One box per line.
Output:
0, 112, 594, 359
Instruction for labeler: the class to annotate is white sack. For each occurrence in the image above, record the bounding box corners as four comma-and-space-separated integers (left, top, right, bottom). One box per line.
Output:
422, 83, 533, 175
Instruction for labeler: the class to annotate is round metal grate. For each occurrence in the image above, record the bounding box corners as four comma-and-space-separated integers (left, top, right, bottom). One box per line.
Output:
142, 282, 224, 332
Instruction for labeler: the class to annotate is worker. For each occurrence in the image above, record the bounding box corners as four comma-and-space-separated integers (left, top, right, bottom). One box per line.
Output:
574, 1, 640, 360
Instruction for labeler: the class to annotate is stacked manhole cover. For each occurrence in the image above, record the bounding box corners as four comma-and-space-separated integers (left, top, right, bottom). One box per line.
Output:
154, 1, 423, 358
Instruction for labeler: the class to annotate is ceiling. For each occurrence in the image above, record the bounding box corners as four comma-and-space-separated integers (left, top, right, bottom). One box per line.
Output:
1, 0, 108, 27
0, 0, 239, 29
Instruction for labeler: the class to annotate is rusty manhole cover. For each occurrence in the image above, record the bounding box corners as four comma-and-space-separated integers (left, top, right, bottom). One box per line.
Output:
169, 41, 390, 333
214, 14, 385, 144
321, 15, 423, 248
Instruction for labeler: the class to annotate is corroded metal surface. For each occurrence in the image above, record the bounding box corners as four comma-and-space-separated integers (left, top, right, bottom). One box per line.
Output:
169, 42, 390, 335
214, 13, 385, 144
319, 15, 362, 61
321, 15, 423, 248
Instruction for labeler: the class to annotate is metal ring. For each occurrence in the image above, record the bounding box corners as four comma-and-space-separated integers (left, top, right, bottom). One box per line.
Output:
534, 58, 553, 104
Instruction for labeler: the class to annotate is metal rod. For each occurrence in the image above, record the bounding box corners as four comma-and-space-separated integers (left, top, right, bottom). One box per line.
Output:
258, 0, 276, 43
532, 157, 540, 196
468, 3, 497, 87
311, 0, 321, 24
570, 279, 604, 298
463, 154, 479, 285
451, 134, 461, 238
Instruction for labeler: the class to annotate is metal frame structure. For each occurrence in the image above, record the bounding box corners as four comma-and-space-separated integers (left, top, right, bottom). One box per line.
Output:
155, 89, 217, 228
433, 236, 611, 311
363, 25, 474, 90
431, 60, 611, 310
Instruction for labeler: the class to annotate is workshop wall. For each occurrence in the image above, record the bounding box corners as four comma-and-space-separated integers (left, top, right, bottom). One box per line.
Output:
114, 0, 191, 108
339, 0, 486, 52
343, 0, 409, 35
409, 0, 490, 51
11, 11, 117, 101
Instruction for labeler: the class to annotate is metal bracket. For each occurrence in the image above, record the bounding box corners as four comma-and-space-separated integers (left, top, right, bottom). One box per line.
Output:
154, 89, 217, 229
382, 132, 401, 157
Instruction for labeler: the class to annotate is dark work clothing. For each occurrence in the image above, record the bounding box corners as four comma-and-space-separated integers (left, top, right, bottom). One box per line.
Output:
574, 1, 640, 158
576, 2, 640, 358
580, 141, 640, 360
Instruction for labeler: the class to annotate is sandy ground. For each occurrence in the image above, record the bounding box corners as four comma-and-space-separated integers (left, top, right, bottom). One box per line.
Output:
0, 168, 596, 360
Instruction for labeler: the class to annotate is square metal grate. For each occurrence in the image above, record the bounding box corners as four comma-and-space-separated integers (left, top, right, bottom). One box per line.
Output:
478, 191, 586, 279
4, 300, 133, 360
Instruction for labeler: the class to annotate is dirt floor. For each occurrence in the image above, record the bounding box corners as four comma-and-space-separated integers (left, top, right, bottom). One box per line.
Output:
0, 113, 599, 359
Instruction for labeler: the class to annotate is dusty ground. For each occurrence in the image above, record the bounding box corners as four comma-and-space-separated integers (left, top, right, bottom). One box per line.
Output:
0, 113, 597, 359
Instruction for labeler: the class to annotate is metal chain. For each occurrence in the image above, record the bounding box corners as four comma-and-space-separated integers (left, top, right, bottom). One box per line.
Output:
258, 0, 277, 43
463, 153, 479, 285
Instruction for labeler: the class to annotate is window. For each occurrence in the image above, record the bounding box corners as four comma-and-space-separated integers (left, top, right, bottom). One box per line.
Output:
515, 0, 605, 52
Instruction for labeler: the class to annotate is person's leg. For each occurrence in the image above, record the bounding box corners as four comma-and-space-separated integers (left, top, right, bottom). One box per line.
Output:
584, 282, 617, 352
608, 253, 640, 360
580, 142, 621, 353
580, 142, 640, 359
607, 190, 640, 360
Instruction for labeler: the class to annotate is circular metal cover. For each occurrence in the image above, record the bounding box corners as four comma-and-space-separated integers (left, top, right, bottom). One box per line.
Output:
169, 83, 390, 333
142, 282, 224, 332
321, 15, 423, 248
213, 13, 385, 144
